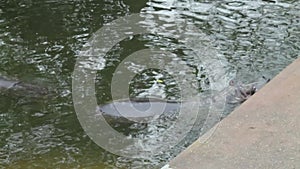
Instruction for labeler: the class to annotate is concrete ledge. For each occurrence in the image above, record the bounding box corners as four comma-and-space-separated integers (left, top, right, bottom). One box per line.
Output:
167, 57, 300, 169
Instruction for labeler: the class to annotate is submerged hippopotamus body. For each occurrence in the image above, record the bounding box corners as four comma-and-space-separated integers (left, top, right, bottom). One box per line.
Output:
97, 77, 270, 124
0, 77, 19, 89
1, 75, 269, 123
97, 98, 182, 124
0, 76, 48, 96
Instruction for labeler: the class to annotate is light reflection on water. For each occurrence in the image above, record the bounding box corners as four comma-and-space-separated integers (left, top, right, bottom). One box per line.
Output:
0, 0, 299, 168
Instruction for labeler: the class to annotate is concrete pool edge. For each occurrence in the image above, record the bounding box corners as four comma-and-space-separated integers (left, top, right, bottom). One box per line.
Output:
163, 57, 300, 169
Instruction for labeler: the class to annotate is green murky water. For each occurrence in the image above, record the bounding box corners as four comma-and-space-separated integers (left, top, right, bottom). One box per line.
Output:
0, 0, 299, 168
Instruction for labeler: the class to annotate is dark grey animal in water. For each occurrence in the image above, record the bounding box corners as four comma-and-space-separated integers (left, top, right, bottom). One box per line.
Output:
1, 75, 268, 123
226, 81, 258, 104
0, 76, 19, 89
226, 76, 270, 104
0, 76, 48, 96
97, 77, 270, 124
97, 98, 181, 124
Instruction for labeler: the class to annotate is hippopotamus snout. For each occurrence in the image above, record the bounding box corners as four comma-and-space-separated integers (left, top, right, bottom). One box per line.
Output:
227, 76, 270, 104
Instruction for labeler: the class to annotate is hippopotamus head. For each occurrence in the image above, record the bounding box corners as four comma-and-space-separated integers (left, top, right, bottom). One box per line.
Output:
226, 76, 270, 104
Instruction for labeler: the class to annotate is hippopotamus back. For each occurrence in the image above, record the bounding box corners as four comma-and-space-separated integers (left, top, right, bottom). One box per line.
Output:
0, 77, 19, 89
0, 76, 48, 97
97, 98, 181, 123
97, 77, 270, 124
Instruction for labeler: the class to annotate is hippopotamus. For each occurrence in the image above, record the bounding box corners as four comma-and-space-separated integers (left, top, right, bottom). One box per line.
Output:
1, 75, 269, 123
0, 76, 48, 96
97, 97, 182, 124
226, 76, 270, 104
0, 76, 20, 89
97, 77, 270, 124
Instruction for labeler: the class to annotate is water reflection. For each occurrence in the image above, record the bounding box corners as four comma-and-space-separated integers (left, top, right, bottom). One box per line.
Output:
0, 0, 299, 168
148, 0, 299, 80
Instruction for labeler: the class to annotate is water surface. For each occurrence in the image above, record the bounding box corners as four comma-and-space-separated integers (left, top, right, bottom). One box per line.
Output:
0, 0, 299, 168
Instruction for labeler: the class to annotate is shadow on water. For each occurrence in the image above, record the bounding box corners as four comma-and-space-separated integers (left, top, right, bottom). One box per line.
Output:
0, 0, 299, 168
